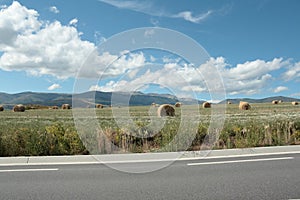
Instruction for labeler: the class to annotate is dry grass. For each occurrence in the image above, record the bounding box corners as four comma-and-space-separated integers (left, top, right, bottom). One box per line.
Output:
0, 102, 299, 155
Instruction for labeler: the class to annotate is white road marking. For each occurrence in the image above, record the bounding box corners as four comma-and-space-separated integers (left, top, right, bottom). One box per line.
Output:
187, 157, 294, 166
0, 168, 59, 173
0, 151, 299, 167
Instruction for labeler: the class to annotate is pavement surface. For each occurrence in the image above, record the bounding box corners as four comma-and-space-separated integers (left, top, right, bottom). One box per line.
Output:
0, 145, 299, 200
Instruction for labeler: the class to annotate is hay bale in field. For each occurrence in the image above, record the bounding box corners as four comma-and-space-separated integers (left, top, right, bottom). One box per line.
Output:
292, 101, 299, 105
175, 102, 182, 107
239, 101, 251, 110
0, 105, 4, 111
157, 104, 175, 117
272, 100, 279, 104
52, 106, 59, 109
96, 104, 103, 109
61, 104, 71, 109
227, 101, 232, 104
13, 104, 25, 112
278, 100, 283, 103
202, 102, 211, 108
151, 103, 156, 107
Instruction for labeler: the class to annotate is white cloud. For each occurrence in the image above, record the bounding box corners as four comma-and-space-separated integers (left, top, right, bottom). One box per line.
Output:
94, 57, 288, 96
0, 2, 97, 79
69, 18, 78, 26
89, 84, 102, 91
197, 57, 287, 95
291, 92, 300, 97
173, 10, 212, 23
99, 0, 162, 16
99, 0, 213, 23
0, 1, 41, 47
94, 31, 107, 44
149, 55, 156, 62
0, 2, 150, 79
89, 80, 129, 92
282, 62, 300, 81
0, 2, 297, 97
0, 20, 96, 78
144, 29, 155, 37
49, 6, 59, 14
48, 83, 61, 90
274, 86, 288, 93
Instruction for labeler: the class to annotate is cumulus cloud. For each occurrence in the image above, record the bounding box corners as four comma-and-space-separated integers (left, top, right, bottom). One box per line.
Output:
0, 20, 96, 78
197, 57, 288, 95
0, 2, 150, 80
49, 6, 59, 14
282, 62, 300, 81
69, 18, 78, 26
90, 57, 288, 96
48, 83, 61, 90
0, 2, 96, 79
0, 1, 41, 46
0, 1, 296, 97
0, 1, 95, 78
274, 86, 288, 93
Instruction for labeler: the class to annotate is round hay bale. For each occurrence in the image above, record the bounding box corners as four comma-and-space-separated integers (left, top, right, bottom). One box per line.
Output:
239, 101, 251, 110
157, 104, 175, 117
202, 102, 211, 108
96, 104, 103, 109
227, 101, 232, 104
272, 100, 279, 104
151, 103, 156, 107
292, 101, 299, 105
278, 100, 283, 103
0, 105, 4, 111
175, 102, 182, 107
52, 106, 59, 109
13, 104, 25, 112
61, 104, 71, 109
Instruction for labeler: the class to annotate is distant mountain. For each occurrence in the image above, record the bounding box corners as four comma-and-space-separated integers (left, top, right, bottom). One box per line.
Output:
0, 91, 201, 109
0, 92, 72, 108
0, 91, 299, 109
221, 96, 300, 104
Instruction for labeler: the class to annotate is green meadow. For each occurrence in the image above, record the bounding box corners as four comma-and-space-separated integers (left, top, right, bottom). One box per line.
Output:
0, 102, 299, 156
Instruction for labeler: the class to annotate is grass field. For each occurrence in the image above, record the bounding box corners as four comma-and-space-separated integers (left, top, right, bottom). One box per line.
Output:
0, 102, 300, 156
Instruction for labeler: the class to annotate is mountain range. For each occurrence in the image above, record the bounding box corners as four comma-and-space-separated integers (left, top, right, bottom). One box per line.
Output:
0, 91, 299, 109
0, 91, 200, 109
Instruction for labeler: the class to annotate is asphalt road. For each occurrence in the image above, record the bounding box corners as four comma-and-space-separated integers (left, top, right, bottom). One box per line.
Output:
0, 153, 299, 200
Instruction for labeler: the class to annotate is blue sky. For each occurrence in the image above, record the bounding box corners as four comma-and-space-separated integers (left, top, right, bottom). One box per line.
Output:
0, 0, 299, 100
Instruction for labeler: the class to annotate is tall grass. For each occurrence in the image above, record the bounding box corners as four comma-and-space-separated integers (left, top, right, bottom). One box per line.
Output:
0, 103, 299, 156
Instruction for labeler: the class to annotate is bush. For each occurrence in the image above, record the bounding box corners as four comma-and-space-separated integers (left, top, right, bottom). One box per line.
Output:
0, 121, 87, 156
